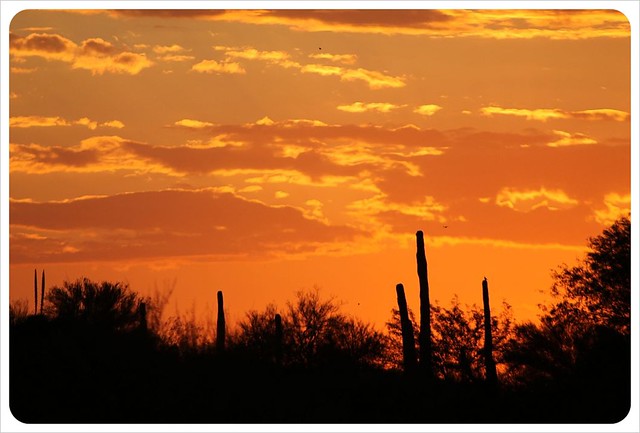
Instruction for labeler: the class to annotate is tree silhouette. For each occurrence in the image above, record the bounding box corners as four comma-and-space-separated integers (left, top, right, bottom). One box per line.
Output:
503, 217, 630, 421
547, 215, 630, 336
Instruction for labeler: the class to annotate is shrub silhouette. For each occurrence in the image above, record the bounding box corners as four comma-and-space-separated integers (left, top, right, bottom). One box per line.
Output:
46, 278, 144, 332
386, 296, 513, 382
235, 288, 386, 368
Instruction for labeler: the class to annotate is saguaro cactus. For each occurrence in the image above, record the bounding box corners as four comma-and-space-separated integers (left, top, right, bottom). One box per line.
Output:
40, 270, 45, 315
396, 283, 417, 373
416, 230, 432, 378
274, 313, 283, 366
482, 277, 498, 386
216, 290, 226, 352
33, 269, 38, 315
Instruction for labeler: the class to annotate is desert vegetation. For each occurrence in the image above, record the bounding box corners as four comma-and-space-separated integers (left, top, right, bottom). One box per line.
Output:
9, 217, 630, 423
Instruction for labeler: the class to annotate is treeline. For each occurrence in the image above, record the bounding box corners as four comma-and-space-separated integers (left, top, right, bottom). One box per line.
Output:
9, 217, 630, 423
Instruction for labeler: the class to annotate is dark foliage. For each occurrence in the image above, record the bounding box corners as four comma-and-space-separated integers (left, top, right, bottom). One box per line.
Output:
9, 218, 631, 423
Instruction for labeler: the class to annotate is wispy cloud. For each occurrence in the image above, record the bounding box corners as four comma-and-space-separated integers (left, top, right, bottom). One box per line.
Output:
152, 44, 187, 54
309, 52, 358, 65
337, 102, 405, 113
191, 59, 245, 74
547, 130, 597, 148
210, 44, 405, 89
10, 115, 125, 129
481, 105, 630, 122
67, 9, 630, 40
495, 187, 579, 212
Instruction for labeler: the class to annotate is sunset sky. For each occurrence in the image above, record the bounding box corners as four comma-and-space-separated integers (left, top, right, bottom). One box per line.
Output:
5, 6, 632, 330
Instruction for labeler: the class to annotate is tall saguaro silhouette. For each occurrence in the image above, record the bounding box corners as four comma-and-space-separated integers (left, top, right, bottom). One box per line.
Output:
216, 290, 226, 351
33, 269, 38, 315
416, 230, 432, 378
482, 277, 498, 386
40, 270, 45, 314
396, 283, 417, 373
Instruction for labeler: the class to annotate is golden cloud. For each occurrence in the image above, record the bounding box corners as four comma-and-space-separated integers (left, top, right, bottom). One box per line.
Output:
10, 31, 153, 75
10, 116, 125, 130
210, 44, 404, 89
481, 105, 630, 122
153, 44, 186, 54
495, 187, 579, 212
174, 119, 215, 129
10, 116, 70, 128
10, 136, 173, 175
158, 54, 195, 62
101, 120, 125, 129
191, 59, 246, 74
340, 68, 406, 89
65, 9, 630, 40
309, 52, 358, 65
337, 102, 404, 113
547, 130, 597, 148
593, 192, 630, 226
10, 32, 77, 61
414, 104, 443, 116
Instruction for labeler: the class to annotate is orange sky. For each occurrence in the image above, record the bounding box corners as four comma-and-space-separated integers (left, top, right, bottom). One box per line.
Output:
6, 8, 632, 331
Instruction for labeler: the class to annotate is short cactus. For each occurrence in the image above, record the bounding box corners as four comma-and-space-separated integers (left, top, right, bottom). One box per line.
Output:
396, 283, 417, 373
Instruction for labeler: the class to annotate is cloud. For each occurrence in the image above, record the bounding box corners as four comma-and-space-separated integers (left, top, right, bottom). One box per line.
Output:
547, 130, 597, 148
337, 102, 404, 113
211, 44, 405, 89
10, 32, 76, 61
152, 44, 187, 54
414, 104, 443, 116
68, 9, 630, 40
158, 54, 195, 62
571, 109, 631, 122
191, 59, 246, 74
101, 120, 125, 129
309, 52, 358, 64
10, 31, 153, 75
174, 119, 216, 129
495, 187, 579, 212
10, 115, 125, 130
480, 105, 630, 122
592, 193, 630, 226
339, 68, 406, 89
10, 136, 169, 175
11, 66, 38, 74
10, 116, 70, 128
9, 189, 361, 263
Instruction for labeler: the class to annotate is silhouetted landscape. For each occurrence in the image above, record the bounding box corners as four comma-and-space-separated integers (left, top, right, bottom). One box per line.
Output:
10, 217, 630, 424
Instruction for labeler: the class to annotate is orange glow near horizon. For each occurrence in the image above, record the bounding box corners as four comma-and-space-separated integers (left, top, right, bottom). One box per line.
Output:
8, 8, 630, 331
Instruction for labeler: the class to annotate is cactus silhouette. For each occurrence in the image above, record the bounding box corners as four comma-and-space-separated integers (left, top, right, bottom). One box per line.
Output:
33, 269, 38, 315
216, 290, 226, 352
482, 277, 498, 386
416, 231, 432, 378
274, 313, 283, 366
40, 270, 45, 315
395, 283, 417, 373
